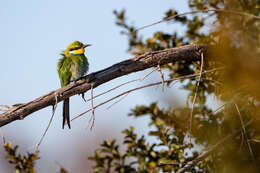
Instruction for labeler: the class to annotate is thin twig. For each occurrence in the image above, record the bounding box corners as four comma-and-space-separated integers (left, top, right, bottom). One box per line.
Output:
176, 119, 255, 173
213, 103, 226, 114
234, 103, 255, 161
157, 65, 165, 91
85, 67, 159, 103
104, 67, 160, 109
106, 93, 129, 109
136, 9, 260, 31
202, 78, 223, 86
90, 84, 95, 130
239, 129, 245, 152
0, 105, 12, 112
249, 139, 260, 143
159, 161, 183, 165
71, 67, 220, 122
189, 52, 204, 137
211, 93, 243, 114
0, 128, 6, 144
0, 104, 10, 108
35, 93, 59, 151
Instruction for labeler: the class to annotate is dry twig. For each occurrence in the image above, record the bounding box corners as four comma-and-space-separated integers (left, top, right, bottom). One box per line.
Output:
90, 84, 95, 130
136, 9, 260, 31
106, 93, 129, 110
0, 128, 6, 144
71, 68, 220, 122
249, 139, 260, 143
234, 103, 255, 161
86, 67, 159, 103
0, 104, 11, 112
157, 65, 165, 91
35, 93, 59, 150
189, 52, 204, 137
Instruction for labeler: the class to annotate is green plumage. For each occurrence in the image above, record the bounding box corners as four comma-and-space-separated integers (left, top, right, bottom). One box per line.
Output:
57, 41, 90, 129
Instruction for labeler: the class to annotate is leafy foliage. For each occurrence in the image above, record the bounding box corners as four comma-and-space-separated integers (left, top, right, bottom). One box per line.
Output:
3, 141, 69, 173
90, 105, 211, 173
3, 0, 260, 172
91, 1, 260, 173
4, 142, 39, 173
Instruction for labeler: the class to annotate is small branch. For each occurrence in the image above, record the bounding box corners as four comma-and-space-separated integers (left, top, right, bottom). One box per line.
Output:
136, 9, 260, 31
101, 67, 159, 110
71, 68, 220, 122
106, 93, 129, 109
90, 84, 95, 130
0, 104, 11, 109
86, 66, 159, 103
234, 103, 255, 161
157, 65, 165, 91
249, 139, 260, 143
35, 93, 59, 150
0, 44, 205, 127
0, 104, 11, 112
176, 119, 255, 173
189, 52, 204, 137
0, 128, 6, 144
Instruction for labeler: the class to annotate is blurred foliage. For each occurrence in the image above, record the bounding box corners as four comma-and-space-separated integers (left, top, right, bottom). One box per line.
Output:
4, 142, 39, 173
58, 167, 68, 173
4, 0, 260, 172
3, 141, 69, 173
91, 0, 260, 173
89, 107, 210, 173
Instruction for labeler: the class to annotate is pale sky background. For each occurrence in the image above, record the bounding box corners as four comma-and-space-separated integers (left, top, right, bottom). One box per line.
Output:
0, 1, 191, 172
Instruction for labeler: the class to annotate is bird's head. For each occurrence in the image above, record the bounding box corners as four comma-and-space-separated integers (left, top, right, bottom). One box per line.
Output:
65, 41, 91, 55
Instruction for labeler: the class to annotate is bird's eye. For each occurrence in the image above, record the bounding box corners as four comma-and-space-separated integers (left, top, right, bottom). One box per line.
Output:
69, 47, 80, 54
70, 47, 80, 51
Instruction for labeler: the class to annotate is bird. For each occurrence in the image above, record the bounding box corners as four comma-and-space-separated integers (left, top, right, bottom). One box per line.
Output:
57, 41, 91, 129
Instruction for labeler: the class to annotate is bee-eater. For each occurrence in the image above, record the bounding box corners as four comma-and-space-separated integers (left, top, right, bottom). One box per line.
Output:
57, 41, 91, 129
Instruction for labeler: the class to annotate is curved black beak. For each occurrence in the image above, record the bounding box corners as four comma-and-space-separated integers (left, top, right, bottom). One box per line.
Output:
83, 44, 92, 48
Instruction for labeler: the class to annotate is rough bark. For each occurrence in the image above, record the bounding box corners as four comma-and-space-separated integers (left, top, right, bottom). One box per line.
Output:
0, 44, 205, 127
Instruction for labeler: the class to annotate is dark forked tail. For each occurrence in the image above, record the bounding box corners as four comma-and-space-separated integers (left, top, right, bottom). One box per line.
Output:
62, 98, 71, 129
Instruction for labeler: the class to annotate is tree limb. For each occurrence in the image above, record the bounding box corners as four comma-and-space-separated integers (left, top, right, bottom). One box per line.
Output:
0, 44, 205, 127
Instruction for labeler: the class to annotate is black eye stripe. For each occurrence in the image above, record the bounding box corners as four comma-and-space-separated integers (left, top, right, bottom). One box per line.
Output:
70, 47, 82, 51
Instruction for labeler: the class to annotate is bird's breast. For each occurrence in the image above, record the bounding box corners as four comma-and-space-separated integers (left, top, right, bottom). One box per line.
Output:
70, 56, 89, 81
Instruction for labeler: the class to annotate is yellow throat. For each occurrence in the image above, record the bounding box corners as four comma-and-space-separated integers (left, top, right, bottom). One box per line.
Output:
71, 48, 85, 55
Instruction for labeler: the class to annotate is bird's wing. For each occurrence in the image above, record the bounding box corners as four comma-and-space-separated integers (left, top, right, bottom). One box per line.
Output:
57, 55, 72, 87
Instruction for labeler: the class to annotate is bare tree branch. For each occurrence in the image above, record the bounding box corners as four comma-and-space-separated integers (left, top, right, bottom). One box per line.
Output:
0, 44, 205, 127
